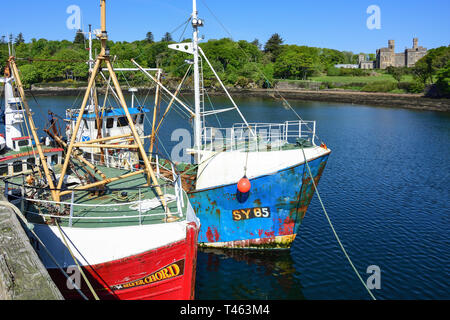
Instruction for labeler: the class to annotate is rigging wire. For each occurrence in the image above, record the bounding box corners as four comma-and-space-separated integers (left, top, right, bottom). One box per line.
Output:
299, 145, 377, 300
55, 219, 100, 300
199, 0, 323, 144
170, 17, 193, 41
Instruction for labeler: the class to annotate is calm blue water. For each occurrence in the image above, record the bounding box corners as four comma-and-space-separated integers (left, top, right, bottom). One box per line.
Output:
19, 94, 450, 300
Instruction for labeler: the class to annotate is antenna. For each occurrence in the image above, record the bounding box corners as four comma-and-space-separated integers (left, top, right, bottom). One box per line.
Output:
192, 0, 204, 153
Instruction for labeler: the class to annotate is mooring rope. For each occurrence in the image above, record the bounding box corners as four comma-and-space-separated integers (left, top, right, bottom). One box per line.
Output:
55, 219, 100, 300
299, 146, 377, 300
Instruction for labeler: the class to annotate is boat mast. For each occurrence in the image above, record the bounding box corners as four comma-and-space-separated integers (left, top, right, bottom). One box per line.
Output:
55, 0, 167, 208
192, 0, 203, 154
8, 57, 58, 199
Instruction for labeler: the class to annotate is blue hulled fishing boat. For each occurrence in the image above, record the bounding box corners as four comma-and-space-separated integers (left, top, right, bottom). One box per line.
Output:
133, 0, 331, 249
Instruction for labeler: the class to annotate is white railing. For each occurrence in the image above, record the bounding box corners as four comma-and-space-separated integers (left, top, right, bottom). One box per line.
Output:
4, 160, 186, 228
201, 120, 317, 152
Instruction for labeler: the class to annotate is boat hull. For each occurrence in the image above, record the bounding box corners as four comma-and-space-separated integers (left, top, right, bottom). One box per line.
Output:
189, 153, 329, 249
27, 221, 199, 300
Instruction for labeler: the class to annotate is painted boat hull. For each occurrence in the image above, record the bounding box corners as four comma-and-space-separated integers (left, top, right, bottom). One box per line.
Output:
27, 221, 199, 300
189, 153, 329, 249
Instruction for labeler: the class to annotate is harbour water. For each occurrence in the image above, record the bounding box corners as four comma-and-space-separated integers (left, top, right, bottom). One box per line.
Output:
12, 94, 450, 300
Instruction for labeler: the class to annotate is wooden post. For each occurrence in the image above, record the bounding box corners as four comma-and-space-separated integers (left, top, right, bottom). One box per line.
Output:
104, 59, 167, 210
149, 70, 161, 157
55, 58, 103, 201
59, 169, 145, 197
44, 128, 107, 180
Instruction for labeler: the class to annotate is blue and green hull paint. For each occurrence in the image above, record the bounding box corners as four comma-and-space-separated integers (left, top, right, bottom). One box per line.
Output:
187, 153, 330, 249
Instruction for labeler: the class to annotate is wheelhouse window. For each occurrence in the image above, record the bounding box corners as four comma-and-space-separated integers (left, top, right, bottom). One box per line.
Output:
26, 158, 35, 170
0, 164, 8, 176
51, 154, 59, 165
13, 161, 23, 173
117, 117, 128, 127
18, 140, 29, 147
106, 117, 114, 129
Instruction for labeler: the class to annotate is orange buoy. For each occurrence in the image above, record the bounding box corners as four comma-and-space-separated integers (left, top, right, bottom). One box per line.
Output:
237, 176, 251, 193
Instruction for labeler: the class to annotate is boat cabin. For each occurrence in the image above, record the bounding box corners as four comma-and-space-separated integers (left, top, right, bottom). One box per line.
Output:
65, 105, 149, 169
0, 136, 63, 177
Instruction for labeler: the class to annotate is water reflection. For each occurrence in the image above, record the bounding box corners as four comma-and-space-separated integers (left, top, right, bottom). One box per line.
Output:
195, 248, 305, 300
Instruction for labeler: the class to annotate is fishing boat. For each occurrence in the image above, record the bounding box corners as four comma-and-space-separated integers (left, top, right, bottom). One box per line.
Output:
2, 0, 199, 300
57, 25, 154, 170
0, 51, 63, 179
133, 0, 331, 249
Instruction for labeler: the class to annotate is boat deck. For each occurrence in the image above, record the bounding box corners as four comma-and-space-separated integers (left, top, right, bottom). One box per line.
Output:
6, 162, 186, 228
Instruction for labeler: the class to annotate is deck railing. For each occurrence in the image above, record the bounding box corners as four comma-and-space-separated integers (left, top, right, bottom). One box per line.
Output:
3, 154, 186, 228
201, 120, 317, 152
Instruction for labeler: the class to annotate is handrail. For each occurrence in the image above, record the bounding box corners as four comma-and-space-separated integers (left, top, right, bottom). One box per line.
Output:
200, 120, 317, 152
2, 152, 181, 193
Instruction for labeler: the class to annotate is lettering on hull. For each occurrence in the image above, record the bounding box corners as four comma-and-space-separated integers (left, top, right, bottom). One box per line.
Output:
232, 207, 271, 221
110, 259, 185, 290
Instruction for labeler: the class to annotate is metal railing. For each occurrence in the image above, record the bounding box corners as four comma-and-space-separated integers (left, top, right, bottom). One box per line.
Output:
201, 120, 317, 152
3, 154, 186, 228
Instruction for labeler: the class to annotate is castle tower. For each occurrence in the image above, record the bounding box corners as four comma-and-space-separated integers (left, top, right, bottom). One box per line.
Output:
358, 54, 365, 64
388, 40, 395, 51
413, 38, 418, 49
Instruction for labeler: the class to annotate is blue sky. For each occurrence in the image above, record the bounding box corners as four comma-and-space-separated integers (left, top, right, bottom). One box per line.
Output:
1, 0, 449, 54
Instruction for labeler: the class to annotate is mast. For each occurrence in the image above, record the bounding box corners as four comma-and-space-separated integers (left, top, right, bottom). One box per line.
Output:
88, 25, 93, 72
55, 0, 167, 208
192, 0, 203, 154
8, 57, 58, 200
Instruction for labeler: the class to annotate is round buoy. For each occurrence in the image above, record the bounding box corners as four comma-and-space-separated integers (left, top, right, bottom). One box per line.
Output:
237, 176, 251, 193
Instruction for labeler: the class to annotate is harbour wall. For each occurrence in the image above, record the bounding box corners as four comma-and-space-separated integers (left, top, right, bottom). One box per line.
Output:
0, 194, 63, 300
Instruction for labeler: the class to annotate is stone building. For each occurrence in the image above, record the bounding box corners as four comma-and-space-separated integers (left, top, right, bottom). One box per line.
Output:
376, 38, 427, 69
358, 54, 375, 69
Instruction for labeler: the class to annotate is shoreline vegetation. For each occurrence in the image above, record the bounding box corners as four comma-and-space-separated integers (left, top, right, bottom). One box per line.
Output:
2, 32, 449, 111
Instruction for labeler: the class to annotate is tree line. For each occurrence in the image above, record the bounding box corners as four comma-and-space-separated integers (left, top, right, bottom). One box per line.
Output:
0, 32, 360, 86
0, 32, 448, 96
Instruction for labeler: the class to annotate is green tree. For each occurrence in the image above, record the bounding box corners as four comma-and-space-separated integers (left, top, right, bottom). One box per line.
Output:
73, 30, 85, 45
264, 33, 283, 62
14, 33, 25, 45
19, 64, 41, 88
435, 60, 450, 97
274, 45, 317, 80
145, 32, 154, 43
319, 48, 346, 69
161, 32, 173, 42
251, 39, 261, 50
386, 66, 405, 82
413, 46, 450, 85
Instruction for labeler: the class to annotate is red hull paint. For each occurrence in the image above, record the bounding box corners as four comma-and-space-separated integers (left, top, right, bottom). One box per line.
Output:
47, 222, 199, 300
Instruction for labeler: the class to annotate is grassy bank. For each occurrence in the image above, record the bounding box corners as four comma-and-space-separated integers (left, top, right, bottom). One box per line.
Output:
276, 73, 423, 94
